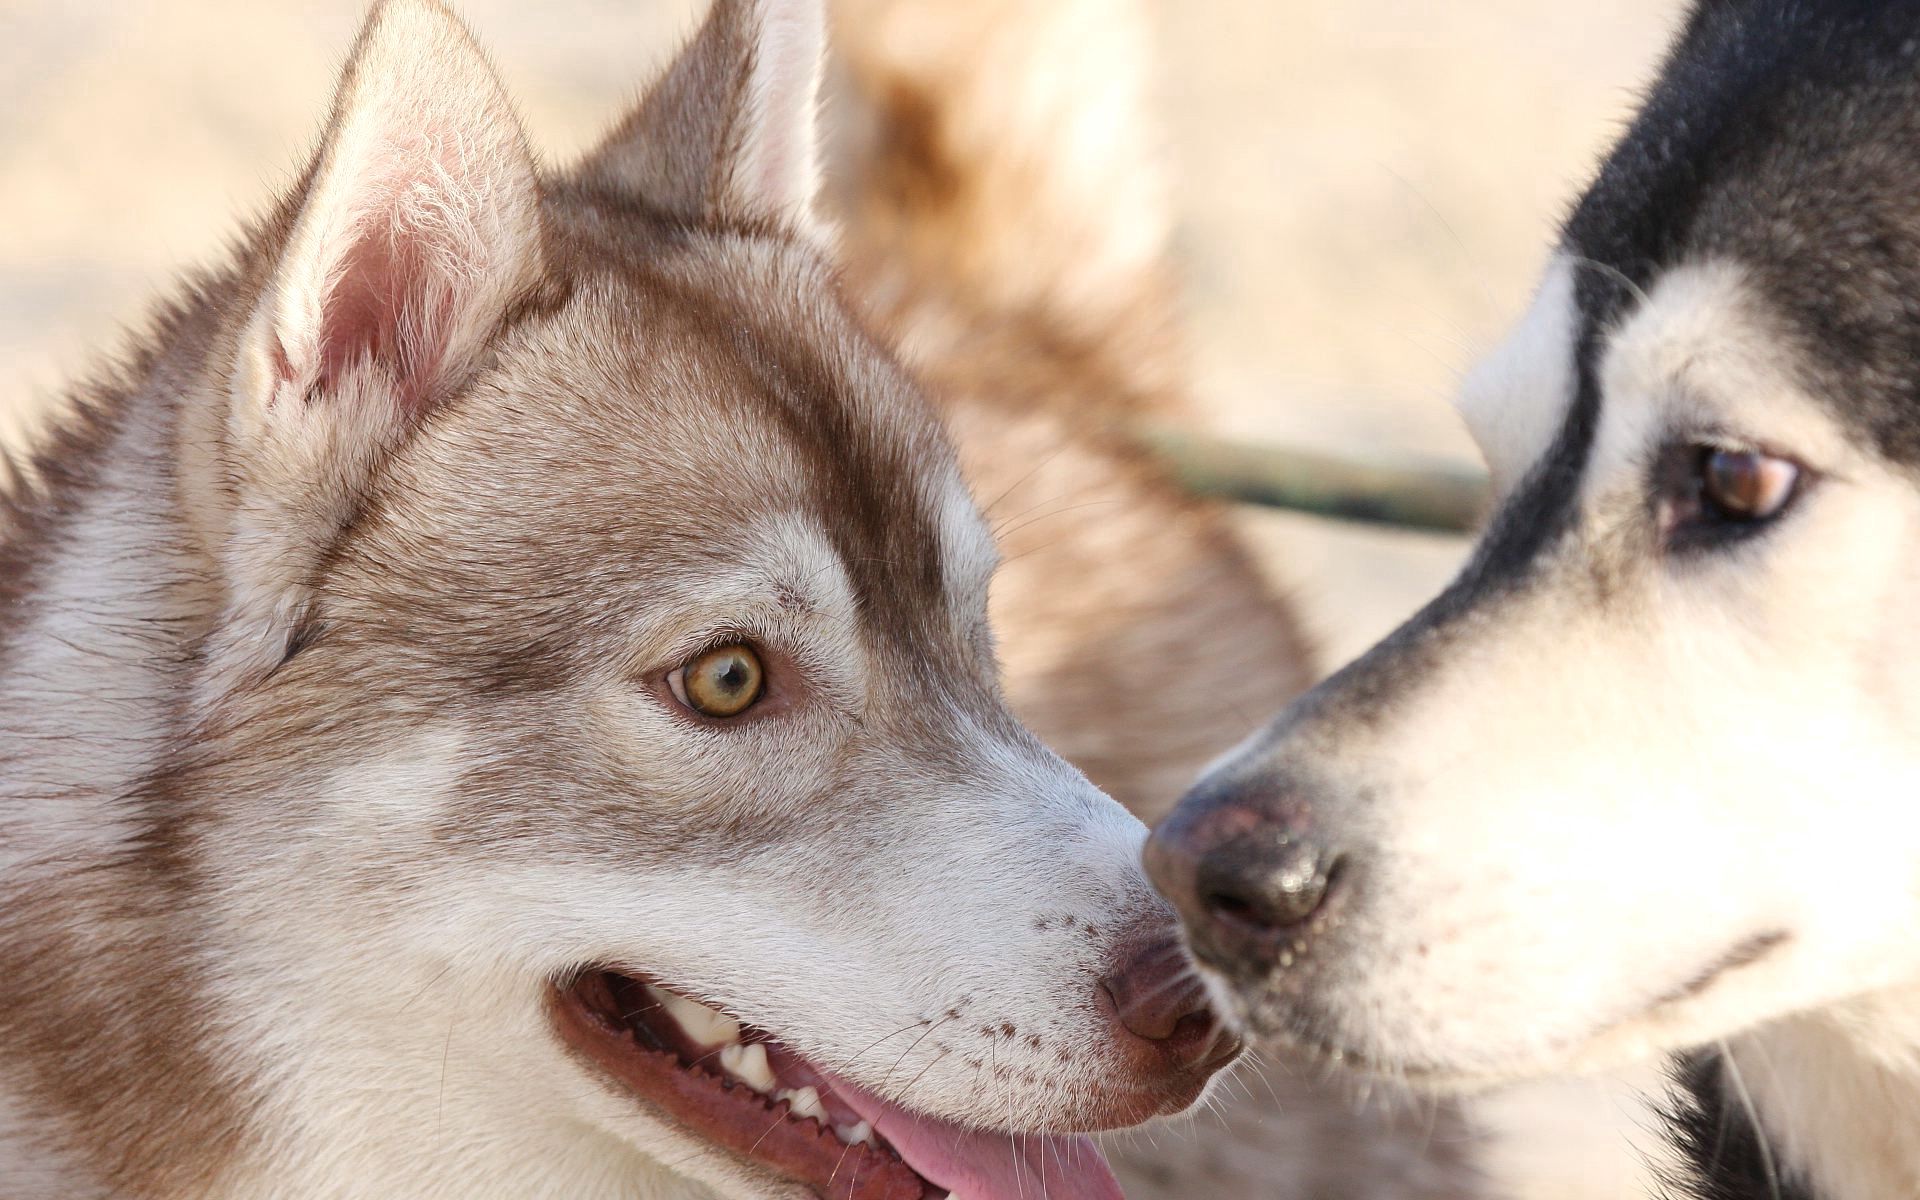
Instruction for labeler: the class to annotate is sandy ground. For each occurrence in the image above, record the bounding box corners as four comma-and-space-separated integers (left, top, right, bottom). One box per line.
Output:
0, 0, 1693, 1195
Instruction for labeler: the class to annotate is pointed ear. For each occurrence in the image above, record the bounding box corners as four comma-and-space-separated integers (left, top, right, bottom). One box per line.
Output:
236, 0, 541, 435
576, 0, 824, 234
209, 0, 541, 685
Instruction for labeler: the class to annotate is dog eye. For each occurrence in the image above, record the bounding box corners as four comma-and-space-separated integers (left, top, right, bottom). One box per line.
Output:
1700, 448, 1800, 521
668, 645, 765, 718
1704, 449, 1804, 518
1660, 443, 1805, 550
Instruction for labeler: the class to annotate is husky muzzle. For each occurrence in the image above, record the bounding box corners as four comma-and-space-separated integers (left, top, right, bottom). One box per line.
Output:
1144, 769, 1349, 983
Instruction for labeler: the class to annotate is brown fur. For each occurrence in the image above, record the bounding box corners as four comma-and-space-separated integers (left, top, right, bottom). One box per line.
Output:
0, 7, 1001, 1193
826, 0, 1314, 816
0, 278, 245, 1193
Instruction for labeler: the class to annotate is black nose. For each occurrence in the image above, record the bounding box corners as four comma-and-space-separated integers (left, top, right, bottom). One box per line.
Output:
1144, 775, 1345, 967
1196, 829, 1338, 933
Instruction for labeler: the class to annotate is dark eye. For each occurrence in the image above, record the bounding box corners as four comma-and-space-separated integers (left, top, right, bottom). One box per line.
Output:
669, 645, 765, 718
1661, 444, 1804, 549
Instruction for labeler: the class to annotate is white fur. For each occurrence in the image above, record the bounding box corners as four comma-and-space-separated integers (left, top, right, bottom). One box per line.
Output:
177, 519, 1156, 1198
242, 0, 541, 428
1454, 254, 1580, 494
0, 406, 188, 876
932, 470, 1000, 622
1719, 995, 1920, 1200
728, 0, 825, 232
1, 3, 1199, 1195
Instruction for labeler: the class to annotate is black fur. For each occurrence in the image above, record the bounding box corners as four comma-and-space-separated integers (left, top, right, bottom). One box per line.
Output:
1208, 4, 1920, 1189
1576, 0, 1920, 466
1662, 1052, 1819, 1200
1216, 4, 1920, 739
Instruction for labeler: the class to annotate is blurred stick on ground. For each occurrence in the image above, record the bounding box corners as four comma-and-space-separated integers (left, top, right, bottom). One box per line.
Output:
1145, 428, 1489, 533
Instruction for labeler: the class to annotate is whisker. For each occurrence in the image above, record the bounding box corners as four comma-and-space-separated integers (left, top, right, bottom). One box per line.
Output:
1718, 1040, 1782, 1200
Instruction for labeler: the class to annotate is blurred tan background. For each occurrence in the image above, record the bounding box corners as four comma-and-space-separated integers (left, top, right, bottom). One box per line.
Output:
0, 0, 1687, 1194
0, 0, 1685, 663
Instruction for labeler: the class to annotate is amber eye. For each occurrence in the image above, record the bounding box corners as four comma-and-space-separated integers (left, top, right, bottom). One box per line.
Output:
669, 644, 765, 718
1699, 448, 1801, 522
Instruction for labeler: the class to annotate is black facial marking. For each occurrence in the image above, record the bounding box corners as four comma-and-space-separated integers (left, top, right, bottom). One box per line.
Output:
1587, 1, 1920, 466
1246, 302, 1613, 740
1297, 0, 1920, 724
1453, 0, 1920, 591
1198, 14, 1920, 1197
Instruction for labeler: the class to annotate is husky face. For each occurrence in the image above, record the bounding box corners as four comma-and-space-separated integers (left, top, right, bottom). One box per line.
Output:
1149, 0, 1920, 1092
205, 244, 1189, 1194
1157, 255, 1920, 1085
0, 2, 1234, 1196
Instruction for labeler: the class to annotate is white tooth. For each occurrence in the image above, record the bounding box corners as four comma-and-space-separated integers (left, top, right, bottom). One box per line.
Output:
835, 1120, 873, 1146
719, 1042, 775, 1094
644, 984, 740, 1047
773, 1086, 827, 1122
780, 1086, 825, 1122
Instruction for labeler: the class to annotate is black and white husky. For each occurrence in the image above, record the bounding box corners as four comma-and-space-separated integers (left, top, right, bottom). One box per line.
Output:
1149, 2, 1920, 1198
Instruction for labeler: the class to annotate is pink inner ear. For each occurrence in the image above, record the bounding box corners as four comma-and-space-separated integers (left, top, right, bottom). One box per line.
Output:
312, 220, 455, 421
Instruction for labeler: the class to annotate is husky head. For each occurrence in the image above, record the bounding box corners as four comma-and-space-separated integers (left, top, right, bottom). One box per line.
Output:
111, 1, 1237, 1195
1148, 0, 1920, 1090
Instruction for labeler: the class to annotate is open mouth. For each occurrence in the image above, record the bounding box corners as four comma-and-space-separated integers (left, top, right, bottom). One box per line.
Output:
552, 970, 1125, 1200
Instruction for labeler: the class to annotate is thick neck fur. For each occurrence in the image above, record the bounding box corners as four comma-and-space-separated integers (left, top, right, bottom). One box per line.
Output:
0, 279, 241, 1193
0, 281, 224, 857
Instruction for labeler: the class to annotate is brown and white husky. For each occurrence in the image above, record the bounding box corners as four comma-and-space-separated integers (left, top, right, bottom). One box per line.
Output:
0, 1, 1255, 1195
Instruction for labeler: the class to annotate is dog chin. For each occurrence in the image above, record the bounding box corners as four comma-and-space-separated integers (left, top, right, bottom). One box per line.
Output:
1218, 1000, 1622, 1096
1208, 934, 1801, 1095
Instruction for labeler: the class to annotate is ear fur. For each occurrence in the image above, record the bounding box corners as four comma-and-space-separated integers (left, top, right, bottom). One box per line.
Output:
576, 0, 825, 235
237, 0, 542, 435
210, 0, 542, 688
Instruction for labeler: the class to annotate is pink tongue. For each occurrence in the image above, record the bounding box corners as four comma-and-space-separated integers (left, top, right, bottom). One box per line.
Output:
826, 1074, 1125, 1200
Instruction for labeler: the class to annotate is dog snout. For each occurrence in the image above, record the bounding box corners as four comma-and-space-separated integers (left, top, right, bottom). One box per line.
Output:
1098, 934, 1243, 1074
1145, 776, 1346, 971
1079, 927, 1242, 1124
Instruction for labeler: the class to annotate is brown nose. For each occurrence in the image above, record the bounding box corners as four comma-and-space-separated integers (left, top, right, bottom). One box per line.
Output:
1099, 935, 1241, 1072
